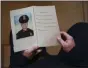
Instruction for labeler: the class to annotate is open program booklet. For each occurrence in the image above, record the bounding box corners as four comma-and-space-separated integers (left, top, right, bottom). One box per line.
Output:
10, 6, 60, 52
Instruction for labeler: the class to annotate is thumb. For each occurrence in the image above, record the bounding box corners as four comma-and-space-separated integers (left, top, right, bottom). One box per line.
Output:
57, 37, 65, 47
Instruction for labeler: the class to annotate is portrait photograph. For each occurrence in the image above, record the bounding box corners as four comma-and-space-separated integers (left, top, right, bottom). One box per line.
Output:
14, 13, 34, 39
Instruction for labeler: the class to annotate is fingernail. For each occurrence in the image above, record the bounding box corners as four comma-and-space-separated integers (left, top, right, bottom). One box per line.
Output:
37, 49, 42, 53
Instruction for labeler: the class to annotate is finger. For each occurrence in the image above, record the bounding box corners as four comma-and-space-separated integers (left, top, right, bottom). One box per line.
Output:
33, 45, 39, 50
25, 48, 34, 53
25, 46, 39, 53
36, 45, 39, 49
25, 46, 36, 53
57, 37, 66, 47
37, 49, 42, 53
60, 31, 72, 40
36, 49, 42, 55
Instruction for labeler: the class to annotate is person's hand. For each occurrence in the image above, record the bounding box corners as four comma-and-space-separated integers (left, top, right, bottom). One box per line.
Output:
57, 31, 75, 52
22, 46, 42, 58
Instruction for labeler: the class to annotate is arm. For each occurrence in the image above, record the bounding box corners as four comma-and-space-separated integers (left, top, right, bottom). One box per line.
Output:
10, 31, 44, 67
10, 31, 31, 67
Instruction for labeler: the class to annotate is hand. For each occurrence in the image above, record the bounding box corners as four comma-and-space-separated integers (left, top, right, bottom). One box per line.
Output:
57, 31, 75, 52
22, 46, 42, 58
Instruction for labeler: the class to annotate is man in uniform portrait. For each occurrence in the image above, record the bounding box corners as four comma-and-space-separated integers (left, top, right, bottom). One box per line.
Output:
16, 15, 34, 39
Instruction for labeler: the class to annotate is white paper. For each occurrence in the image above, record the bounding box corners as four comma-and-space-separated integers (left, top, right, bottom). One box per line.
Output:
10, 7, 37, 52
34, 6, 60, 47
10, 6, 60, 52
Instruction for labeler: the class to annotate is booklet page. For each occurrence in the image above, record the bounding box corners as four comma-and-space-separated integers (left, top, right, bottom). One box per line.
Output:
10, 7, 37, 52
34, 6, 60, 47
